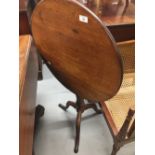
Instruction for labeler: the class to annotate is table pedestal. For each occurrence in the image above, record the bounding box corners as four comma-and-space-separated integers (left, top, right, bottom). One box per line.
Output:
59, 96, 101, 153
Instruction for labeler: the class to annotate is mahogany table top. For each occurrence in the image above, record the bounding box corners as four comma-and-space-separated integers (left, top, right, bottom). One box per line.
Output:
32, 0, 123, 101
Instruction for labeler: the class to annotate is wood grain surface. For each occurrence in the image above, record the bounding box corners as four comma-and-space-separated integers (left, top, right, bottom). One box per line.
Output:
31, 0, 123, 101
19, 35, 32, 100
19, 35, 38, 155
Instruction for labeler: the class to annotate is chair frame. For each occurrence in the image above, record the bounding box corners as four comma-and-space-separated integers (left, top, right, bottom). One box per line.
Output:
101, 102, 135, 155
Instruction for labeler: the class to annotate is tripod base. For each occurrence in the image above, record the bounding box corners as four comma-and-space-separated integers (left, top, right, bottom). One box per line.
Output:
59, 97, 101, 153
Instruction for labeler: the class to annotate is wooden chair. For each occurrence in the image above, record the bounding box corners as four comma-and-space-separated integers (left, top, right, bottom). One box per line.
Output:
100, 40, 135, 155
31, 0, 132, 153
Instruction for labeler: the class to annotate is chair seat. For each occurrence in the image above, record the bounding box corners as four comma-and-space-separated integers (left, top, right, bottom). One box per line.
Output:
101, 72, 135, 135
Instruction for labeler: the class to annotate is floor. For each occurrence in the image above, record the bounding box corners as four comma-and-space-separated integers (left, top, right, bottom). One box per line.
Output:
34, 65, 135, 155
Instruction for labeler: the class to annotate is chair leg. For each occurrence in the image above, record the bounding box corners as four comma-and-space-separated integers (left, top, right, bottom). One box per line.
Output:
111, 143, 120, 155
74, 110, 82, 153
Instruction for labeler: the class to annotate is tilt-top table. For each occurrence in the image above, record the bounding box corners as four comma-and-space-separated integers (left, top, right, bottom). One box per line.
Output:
31, 0, 124, 153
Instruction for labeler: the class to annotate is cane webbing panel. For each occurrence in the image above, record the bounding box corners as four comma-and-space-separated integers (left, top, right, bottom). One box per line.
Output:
121, 73, 135, 87
105, 72, 135, 132
104, 40, 135, 133
117, 40, 135, 73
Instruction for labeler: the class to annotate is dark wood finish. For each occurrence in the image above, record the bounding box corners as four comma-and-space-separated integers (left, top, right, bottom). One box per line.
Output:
101, 101, 118, 136
19, 0, 43, 80
117, 109, 134, 140
77, 0, 135, 41
32, 0, 123, 101
45, 57, 102, 152
19, 0, 35, 34
19, 35, 38, 155
19, 11, 31, 35
112, 109, 135, 155
32, 0, 134, 153
101, 102, 135, 155
108, 24, 135, 42
127, 119, 135, 138
59, 96, 101, 153
31, 0, 124, 152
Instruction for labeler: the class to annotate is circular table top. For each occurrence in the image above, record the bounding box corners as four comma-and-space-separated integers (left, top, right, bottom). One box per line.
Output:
31, 0, 123, 101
